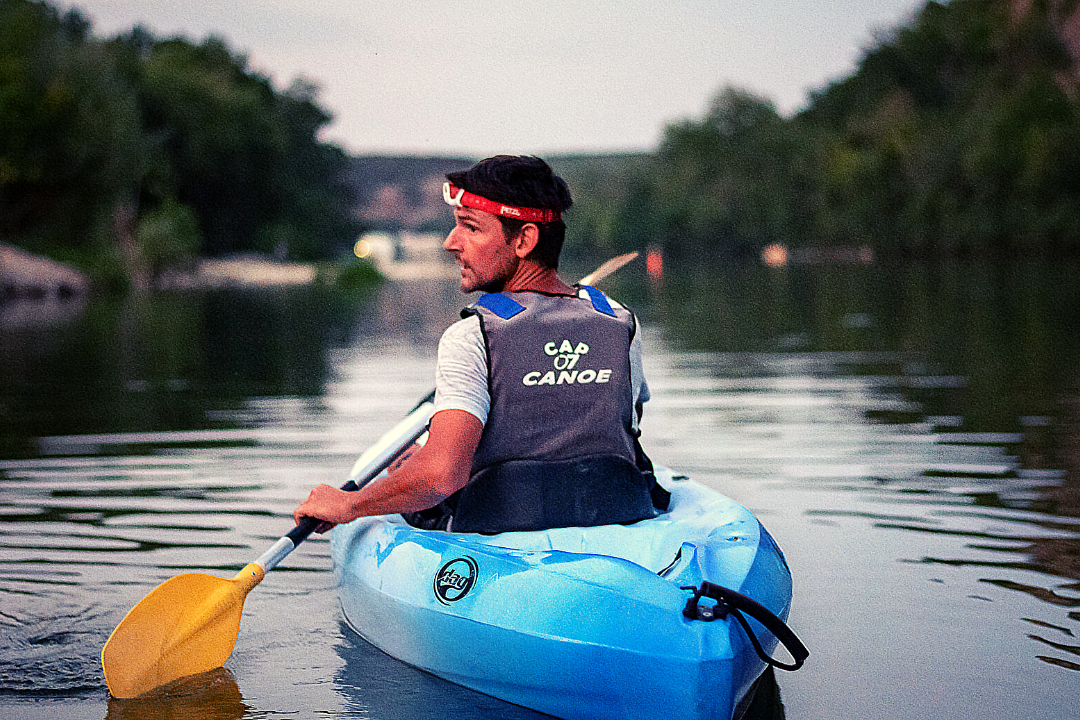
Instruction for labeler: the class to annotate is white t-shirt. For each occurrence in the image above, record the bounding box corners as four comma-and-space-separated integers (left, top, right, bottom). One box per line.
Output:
432, 291, 649, 431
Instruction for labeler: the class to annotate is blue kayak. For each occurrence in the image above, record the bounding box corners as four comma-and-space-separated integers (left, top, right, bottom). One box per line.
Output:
330, 464, 804, 720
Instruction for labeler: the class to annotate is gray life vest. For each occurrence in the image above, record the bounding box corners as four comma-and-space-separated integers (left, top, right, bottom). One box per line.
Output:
446, 286, 657, 533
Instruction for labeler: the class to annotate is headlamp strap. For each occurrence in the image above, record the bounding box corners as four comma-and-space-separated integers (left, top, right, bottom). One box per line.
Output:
443, 182, 560, 224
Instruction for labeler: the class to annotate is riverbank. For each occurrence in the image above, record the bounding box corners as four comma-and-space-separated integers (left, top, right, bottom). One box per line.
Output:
161, 254, 318, 289
1, 246, 325, 331
0, 243, 89, 301
1, 244, 322, 298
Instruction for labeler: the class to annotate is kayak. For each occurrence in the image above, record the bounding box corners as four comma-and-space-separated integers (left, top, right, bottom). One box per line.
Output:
330, 465, 805, 720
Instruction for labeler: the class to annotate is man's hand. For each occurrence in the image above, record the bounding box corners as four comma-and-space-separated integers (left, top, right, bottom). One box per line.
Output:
294, 484, 356, 533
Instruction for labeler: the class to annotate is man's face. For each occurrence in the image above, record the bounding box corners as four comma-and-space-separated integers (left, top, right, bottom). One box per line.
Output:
443, 207, 519, 293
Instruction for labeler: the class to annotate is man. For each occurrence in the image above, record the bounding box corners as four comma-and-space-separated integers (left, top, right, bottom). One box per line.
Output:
294, 155, 666, 534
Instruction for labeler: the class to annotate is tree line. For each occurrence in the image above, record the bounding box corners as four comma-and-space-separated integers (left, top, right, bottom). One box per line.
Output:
5, 0, 1079, 293
577, 0, 1080, 263
1, 0, 360, 289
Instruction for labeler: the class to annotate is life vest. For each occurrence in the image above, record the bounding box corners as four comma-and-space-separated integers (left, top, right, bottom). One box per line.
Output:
446, 287, 657, 534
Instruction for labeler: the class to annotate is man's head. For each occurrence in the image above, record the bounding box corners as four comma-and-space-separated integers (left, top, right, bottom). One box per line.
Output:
444, 156, 572, 269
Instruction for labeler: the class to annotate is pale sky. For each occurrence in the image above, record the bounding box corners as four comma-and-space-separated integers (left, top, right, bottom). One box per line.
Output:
60, 0, 926, 157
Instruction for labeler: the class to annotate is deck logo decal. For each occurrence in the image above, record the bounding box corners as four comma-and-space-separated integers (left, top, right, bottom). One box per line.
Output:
434, 556, 478, 604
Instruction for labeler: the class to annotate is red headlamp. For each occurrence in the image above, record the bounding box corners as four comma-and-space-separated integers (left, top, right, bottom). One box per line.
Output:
443, 182, 561, 224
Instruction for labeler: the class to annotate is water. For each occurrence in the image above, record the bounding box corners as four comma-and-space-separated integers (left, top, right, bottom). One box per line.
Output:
1, 260, 1079, 719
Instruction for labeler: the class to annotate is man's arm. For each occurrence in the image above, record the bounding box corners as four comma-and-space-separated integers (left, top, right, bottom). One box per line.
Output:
293, 409, 483, 530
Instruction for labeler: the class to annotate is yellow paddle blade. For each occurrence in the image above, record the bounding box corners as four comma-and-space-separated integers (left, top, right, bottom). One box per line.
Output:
101, 562, 265, 698
578, 251, 639, 286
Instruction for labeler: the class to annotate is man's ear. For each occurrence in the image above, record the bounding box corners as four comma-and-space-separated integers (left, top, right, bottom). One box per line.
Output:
513, 224, 539, 259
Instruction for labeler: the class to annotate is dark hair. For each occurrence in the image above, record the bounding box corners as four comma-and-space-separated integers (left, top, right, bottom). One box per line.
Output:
446, 155, 573, 269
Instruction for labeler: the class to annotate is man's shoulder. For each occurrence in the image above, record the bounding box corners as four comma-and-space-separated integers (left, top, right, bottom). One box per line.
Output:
442, 313, 481, 338
439, 314, 483, 354
465, 289, 635, 324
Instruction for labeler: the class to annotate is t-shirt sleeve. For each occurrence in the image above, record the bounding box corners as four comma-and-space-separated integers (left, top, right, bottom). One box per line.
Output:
630, 315, 649, 405
432, 315, 490, 425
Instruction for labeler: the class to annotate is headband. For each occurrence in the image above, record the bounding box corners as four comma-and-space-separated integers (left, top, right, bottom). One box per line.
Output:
443, 182, 561, 224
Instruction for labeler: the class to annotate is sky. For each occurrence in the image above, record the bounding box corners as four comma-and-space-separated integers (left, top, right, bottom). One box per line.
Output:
58, 0, 928, 158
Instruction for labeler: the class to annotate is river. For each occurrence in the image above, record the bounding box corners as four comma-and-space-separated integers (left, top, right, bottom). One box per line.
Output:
1, 257, 1078, 719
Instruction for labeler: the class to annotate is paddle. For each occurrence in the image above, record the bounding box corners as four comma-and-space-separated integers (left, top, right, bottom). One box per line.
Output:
101, 251, 639, 698
101, 394, 436, 698
577, 251, 639, 287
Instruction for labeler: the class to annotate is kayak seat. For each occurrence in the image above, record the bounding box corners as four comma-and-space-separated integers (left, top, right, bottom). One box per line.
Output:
447, 454, 657, 534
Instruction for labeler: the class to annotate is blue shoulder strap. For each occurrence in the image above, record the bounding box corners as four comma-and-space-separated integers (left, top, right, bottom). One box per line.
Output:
580, 284, 616, 317
474, 292, 526, 319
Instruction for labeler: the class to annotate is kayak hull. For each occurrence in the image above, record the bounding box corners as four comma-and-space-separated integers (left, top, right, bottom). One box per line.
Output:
330, 470, 793, 720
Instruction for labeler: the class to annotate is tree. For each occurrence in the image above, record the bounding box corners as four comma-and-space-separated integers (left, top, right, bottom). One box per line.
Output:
640, 88, 810, 260
0, 0, 145, 260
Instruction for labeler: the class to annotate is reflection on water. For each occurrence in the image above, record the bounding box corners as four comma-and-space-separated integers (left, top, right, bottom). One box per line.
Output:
105, 668, 248, 720
332, 622, 554, 720
1, 260, 1079, 719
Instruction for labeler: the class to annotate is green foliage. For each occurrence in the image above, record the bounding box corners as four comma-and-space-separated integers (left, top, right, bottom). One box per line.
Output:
330, 257, 384, 292
799, 0, 1080, 257
592, 0, 1080, 261
135, 36, 286, 256
549, 154, 654, 258
619, 87, 814, 260
137, 198, 201, 277
6, 0, 1079, 274
0, 0, 361, 289
0, 0, 144, 254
